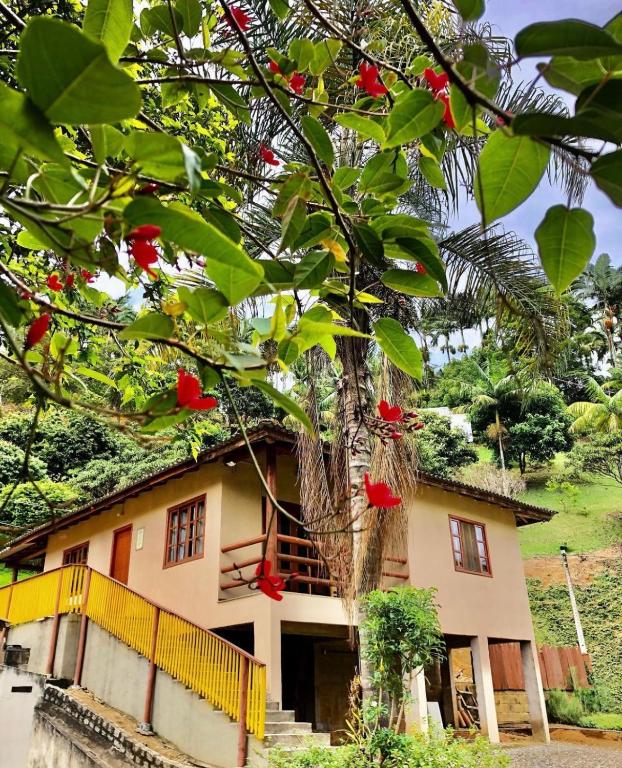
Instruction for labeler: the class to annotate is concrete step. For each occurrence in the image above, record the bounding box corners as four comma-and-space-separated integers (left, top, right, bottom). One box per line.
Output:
263, 732, 331, 748
263, 709, 296, 723
265, 701, 281, 711
264, 720, 312, 735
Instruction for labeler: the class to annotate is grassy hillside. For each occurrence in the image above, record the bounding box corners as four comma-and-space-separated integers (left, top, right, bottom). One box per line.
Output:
463, 449, 622, 557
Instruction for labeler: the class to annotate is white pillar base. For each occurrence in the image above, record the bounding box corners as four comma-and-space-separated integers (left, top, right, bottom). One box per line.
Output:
470, 635, 499, 744
404, 667, 428, 733
521, 640, 550, 743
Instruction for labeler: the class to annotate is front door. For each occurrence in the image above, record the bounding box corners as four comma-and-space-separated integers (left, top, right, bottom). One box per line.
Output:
110, 525, 132, 584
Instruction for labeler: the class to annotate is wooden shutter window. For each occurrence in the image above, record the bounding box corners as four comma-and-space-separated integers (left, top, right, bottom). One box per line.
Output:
164, 495, 206, 567
449, 516, 491, 576
62, 542, 89, 565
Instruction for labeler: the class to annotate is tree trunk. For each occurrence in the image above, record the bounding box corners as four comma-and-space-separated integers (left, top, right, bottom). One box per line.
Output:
336, 332, 373, 701
495, 410, 508, 495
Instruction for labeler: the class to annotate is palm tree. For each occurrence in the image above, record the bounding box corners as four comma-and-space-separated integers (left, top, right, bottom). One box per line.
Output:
568, 378, 622, 433
469, 364, 523, 492
574, 254, 622, 367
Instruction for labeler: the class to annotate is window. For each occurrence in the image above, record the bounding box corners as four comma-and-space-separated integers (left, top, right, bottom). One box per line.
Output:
449, 517, 491, 576
165, 495, 206, 567
63, 542, 89, 565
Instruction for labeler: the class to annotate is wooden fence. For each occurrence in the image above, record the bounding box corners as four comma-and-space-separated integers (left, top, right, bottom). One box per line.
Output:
490, 642, 592, 691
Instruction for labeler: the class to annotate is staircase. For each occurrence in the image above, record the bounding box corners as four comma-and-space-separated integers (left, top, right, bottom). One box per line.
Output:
263, 701, 331, 749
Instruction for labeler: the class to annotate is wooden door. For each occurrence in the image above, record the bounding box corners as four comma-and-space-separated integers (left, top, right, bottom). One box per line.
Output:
110, 525, 132, 584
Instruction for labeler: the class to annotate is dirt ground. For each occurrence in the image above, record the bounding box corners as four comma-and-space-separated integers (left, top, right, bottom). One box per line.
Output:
502, 727, 622, 767
523, 545, 622, 587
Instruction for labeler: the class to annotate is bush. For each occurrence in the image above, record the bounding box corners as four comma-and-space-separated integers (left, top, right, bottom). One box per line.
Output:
268, 731, 509, 768
545, 689, 585, 726
414, 414, 477, 479
0, 479, 84, 527
0, 440, 47, 485
461, 464, 526, 498
579, 713, 622, 731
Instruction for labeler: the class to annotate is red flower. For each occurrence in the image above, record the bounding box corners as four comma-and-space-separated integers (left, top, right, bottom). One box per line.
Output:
137, 183, 161, 196
355, 62, 387, 99
255, 559, 286, 601
378, 399, 404, 423
423, 67, 449, 94
64, 274, 75, 289
415, 262, 427, 274
177, 369, 219, 411
289, 72, 306, 95
437, 92, 455, 129
127, 224, 162, 241
389, 431, 403, 440
259, 144, 280, 166
268, 60, 281, 74
413, 422, 425, 431
46, 274, 63, 292
225, 5, 251, 31
364, 473, 401, 508
80, 269, 96, 283
129, 239, 159, 279
25, 314, 50, 350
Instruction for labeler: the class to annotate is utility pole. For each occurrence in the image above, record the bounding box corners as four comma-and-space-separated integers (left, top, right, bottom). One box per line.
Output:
560, 547, 588, 654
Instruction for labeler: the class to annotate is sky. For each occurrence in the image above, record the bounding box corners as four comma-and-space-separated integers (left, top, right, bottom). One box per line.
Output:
463, 1, 621, 262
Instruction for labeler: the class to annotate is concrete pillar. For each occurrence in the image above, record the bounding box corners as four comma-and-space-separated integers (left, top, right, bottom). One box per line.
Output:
253, 613, 281, 707
404, 667, 428, 732
520, 640, 550, 743
470, 636, 499, 743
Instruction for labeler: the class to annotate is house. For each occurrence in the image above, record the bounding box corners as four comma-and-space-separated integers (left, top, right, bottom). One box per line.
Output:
0, 424, 552, 766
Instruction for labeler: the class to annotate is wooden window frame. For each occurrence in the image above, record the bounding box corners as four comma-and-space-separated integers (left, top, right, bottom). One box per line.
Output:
448, 515, 492, 578
163, 494, 206, 569
62, 541, 89, 566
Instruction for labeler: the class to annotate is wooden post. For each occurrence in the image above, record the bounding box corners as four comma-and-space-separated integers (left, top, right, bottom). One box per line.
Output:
237, 656, 250, 768
45, 569, 64, 676
264, 444, 278, 574
138, 606, 160, 735
11, 566, 19, 583
72, 568, 92, 687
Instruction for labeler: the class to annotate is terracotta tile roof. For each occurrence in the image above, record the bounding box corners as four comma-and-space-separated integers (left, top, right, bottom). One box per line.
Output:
0, 423, 554, 565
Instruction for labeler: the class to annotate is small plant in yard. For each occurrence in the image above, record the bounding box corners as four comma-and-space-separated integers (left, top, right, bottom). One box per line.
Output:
579, 713, 622, 731
268, 731, 509, 768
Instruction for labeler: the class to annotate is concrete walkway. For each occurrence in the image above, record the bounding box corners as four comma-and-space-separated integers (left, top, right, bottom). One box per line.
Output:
506, 742, 622, 767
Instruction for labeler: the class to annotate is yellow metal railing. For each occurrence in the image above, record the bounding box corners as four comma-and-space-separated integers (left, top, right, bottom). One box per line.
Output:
0, 565, 266, 739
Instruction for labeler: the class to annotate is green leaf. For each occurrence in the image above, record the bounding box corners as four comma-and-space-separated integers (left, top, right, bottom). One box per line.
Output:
124, 197, 264, 304
333, 166, 360, 190
119, 312, 174, 340
289, 38, 315, 71
515, 20, 622, 60
538, 57, 607, 96
452, 0, 484, 21
89, 124, 124, 163
384, 90, 444, 148
208, 82, 251, 124
475, 132, 550, 222
310, 39, 342, 76
176, 0, 202, 36
373, 318, 423, 380
381, 268, 443, 297
512, 112, 622, 144
83, 0, 133, 61
0, 83, 67, 165
301, 115, 334, 167
17, 17, 141, 124
576, 80, 622, 132
253, 381, 313, 435
294, 250, 334, 288
590, 150, 622, 207
359, 152, 411, 197
76, 365, 118, 389
177, 286, 229, 324
280, 196, 307, 252
334, 113, 385, 144
140, 4, 183, 37
353, 223, 385, 269
535, 206, 596, 293
268, 0, 290, 20
419, 156, 446, 190
126, 131, 201, 187
0, 281, 22, 327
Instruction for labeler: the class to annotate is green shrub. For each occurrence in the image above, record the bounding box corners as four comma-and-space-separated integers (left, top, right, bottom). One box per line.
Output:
579, 713, 622, 731
268, 731, 509, 768
545, 689, 585, 725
